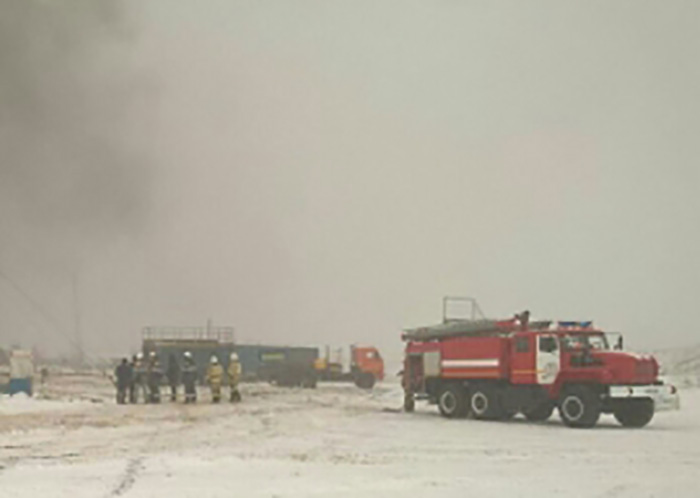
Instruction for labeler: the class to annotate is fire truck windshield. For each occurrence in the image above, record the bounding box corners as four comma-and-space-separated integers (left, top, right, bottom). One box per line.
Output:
561, 333, 609, 351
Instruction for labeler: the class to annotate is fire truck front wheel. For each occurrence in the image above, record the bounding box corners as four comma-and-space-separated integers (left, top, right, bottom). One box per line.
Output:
469, 385, 503, 420
437, 384, 468, 418
613, 399, 654, 428
559, 386, 601, 428
354, 372, 376, 389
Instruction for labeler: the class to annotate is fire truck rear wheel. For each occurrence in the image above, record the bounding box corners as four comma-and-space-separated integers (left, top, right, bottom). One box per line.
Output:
469, 386, 502, 420
559, 386, 601, 428
438, 384, 468, 418
613, 399, 654, 428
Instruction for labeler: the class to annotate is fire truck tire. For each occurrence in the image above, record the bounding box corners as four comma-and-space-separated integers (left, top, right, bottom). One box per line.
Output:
438, 384, 468, 418
469, 385, 502, 420
355, 373, 376, 390
559, 386, 601, 428
524, 402, 554, 422
613, 399, 654, 428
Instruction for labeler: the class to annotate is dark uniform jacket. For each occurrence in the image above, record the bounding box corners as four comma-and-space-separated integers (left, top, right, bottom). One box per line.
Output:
166, 361, 180, 386
115, 363, 133, 389
181, 361, 198, 387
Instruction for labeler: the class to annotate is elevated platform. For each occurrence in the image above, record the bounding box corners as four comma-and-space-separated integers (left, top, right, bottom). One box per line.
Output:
142, 326, 235, 344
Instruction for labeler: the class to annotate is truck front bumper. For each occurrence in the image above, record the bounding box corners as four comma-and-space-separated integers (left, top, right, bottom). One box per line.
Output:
607, 384, 680, 412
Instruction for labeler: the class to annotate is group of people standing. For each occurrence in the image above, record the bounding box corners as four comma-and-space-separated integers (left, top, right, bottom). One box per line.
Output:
114, 351, 242, 405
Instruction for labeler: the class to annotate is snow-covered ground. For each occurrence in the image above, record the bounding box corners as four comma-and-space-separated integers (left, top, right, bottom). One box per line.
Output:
656, 344, 700, 389
1, 374, 698, 497
0, 392, 98, 416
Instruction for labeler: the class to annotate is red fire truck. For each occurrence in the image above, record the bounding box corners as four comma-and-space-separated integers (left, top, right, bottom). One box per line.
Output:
402, 300, 679, 428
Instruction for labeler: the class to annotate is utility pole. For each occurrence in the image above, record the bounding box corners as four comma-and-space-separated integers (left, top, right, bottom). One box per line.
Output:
72, 273, 84, 366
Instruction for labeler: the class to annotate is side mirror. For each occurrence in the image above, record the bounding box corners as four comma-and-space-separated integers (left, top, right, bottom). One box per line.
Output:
615, 336, 623, 350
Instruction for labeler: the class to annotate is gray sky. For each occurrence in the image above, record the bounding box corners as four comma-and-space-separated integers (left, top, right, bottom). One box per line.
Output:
1, 1, 698, 360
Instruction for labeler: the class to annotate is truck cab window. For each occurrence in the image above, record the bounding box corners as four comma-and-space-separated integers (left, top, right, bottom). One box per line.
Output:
539, 336, 558, 353
562, 334, 609, 352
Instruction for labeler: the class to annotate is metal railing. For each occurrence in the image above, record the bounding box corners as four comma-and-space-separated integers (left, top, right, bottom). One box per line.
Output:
442, 296, 486, 323
142, 326, 235, 343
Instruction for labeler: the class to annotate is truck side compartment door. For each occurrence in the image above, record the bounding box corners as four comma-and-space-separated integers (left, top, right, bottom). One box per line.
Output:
423, 351, 441, 378
510, 333, 536, 384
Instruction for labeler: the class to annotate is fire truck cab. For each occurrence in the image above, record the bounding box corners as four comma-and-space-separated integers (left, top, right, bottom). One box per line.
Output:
402, 310, 679, 428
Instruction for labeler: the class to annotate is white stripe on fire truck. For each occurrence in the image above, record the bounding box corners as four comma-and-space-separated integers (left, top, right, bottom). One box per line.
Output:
441, 359, 499, 368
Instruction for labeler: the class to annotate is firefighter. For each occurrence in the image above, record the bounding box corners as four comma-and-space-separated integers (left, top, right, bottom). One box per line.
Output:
146, 352, 163, 403
166, 353, 180, 402
181, 351, 198, 404
40, 366, 49, 385
206, 355, 224, 403
228, 352, 242, 403
114, 358, 132, 405
131, 353, 146, 403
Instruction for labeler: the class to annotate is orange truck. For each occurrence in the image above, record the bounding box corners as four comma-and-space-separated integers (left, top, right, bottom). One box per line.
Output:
315, 345, 384, 389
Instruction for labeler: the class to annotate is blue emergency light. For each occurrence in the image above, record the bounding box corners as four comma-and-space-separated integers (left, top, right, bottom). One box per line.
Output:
558, 321, 593, 328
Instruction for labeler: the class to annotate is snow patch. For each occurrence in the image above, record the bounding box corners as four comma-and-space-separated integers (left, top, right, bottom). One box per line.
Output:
0, 393, 94, 415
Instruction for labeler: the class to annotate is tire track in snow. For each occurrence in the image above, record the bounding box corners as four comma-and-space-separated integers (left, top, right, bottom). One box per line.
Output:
104, 401, 197, 497
109, 457, 144, 496
103, 412, 162, 497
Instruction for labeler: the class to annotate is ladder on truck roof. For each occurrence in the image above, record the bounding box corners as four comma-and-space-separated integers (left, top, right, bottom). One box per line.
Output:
402, 318, 553, 342
405, 297, 554, 342
403, 319, 502, 341
405, 296, 502, 341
